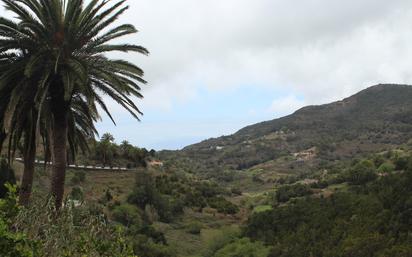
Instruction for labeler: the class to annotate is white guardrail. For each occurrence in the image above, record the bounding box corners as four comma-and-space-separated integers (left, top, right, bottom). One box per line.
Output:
14, 157, 131, 171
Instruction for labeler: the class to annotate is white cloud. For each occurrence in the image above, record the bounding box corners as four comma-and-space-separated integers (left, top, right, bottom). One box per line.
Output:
268, 95, 306, 117
114, 0, 412, 112
78, 0, 412, 148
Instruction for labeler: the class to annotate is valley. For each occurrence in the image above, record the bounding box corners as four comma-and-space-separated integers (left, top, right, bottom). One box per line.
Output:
8, 84, 412, 256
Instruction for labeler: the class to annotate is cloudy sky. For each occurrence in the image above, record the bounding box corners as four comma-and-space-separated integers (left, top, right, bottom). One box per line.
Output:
101, 0, 412, 150
4, 0, 412, 150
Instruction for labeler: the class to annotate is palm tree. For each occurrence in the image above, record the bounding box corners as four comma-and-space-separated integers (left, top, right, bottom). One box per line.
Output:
0, 49, 100, 205
120, 140, 132, 158
0, 90, 99, 205
96, 133, 117, 166
0, 54, 41, 205
0, 0, 147, 208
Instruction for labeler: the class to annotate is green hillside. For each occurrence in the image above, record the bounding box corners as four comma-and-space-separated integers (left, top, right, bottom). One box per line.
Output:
4, 84, 412, 257
160, 84, 412, 173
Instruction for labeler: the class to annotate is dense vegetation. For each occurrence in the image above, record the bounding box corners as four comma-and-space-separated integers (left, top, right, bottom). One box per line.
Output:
81, 133, 154, 168
106, 170, 240, 256
244, 154, 412, 257
0, 184, 135, 257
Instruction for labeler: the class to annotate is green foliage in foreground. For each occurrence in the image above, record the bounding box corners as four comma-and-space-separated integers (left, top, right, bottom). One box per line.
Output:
213, 238, 270, 257
0, 160, 16, 198
377, 162, 395, 173
245, 170, 412, 257
199, 226, 271, 257
0, 185, 135, 257
0, 184, 36, 257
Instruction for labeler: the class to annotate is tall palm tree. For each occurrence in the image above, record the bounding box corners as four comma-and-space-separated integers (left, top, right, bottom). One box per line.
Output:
0, 90, 99, 205
0, 0, 148, 208
0, 54, 41, 205
96, 133, 116, 166
0, 49, 100, 205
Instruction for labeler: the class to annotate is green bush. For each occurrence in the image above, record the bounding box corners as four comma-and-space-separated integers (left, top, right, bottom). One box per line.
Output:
111, 204, 142, 228
132, 234, 175, 257
69, 186, 84, 201
127, 172, 158, 209
0, 184, 37, 257
346, 160, 377, 185
70, 170, 86, 185
12, 196, 135, 257
377, 162, 395, 173
184, 190, 207, 209
0, 159, 16, 198
276, 184, 312, 203
213, 238, 270, 257
186, 222, 202, 234
231, 187, 242, 195
0, 217, 37, 257
311, 180, 329, 189
394, 155, 410, 171
207, 197, 239, 214
202, 226, 240, 257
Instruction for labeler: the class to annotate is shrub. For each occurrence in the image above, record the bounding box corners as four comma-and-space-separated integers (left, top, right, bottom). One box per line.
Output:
311, 180, 329, 189
0, 217, 37, 257
408, 157, 412, 172
112, 204, 142, 228
13, 197, 135, 257
136, 225, 167, 245
169, 198, 184, 217
101, 188, 113, 204
231, 187, 242, 195
276, 184, 312, 203
69, 186, 84, 201
127, 172, 157, 209
394, 156, 410, 171
0, 185, 135, 257
207, 197, 239, 214
213, 238, 270, 257
372, 155, 385, 168
70, 170, 86, 185
0, 184, 37, 256
202, 226, 240, 257
186, 222, 202, 234
378, 162, 395, 173
346, 160, 377, 185
184, 191, 207, 209
0, 159, 16, 198
132, 234, 175, 257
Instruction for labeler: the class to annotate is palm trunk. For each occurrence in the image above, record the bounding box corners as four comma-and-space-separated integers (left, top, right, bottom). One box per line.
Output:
0, 129, 6, 152
50, 114, 68, 209
19, 144, 36, 205
19, 122, 37, 206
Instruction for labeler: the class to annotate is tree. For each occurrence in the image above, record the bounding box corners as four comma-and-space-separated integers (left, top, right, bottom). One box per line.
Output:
347, 160, 377, 185
96, 133, 117, 166
101, 133, 115, 143
120, 140, 132, 158
0, 0, 148, 208
0, 74, 98, 204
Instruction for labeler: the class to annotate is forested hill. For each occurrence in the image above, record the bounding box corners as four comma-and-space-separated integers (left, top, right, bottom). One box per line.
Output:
160, 84, 412, 171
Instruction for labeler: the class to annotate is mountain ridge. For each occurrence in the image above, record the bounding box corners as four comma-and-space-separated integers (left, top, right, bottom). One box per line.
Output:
161, 84, 412, 173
